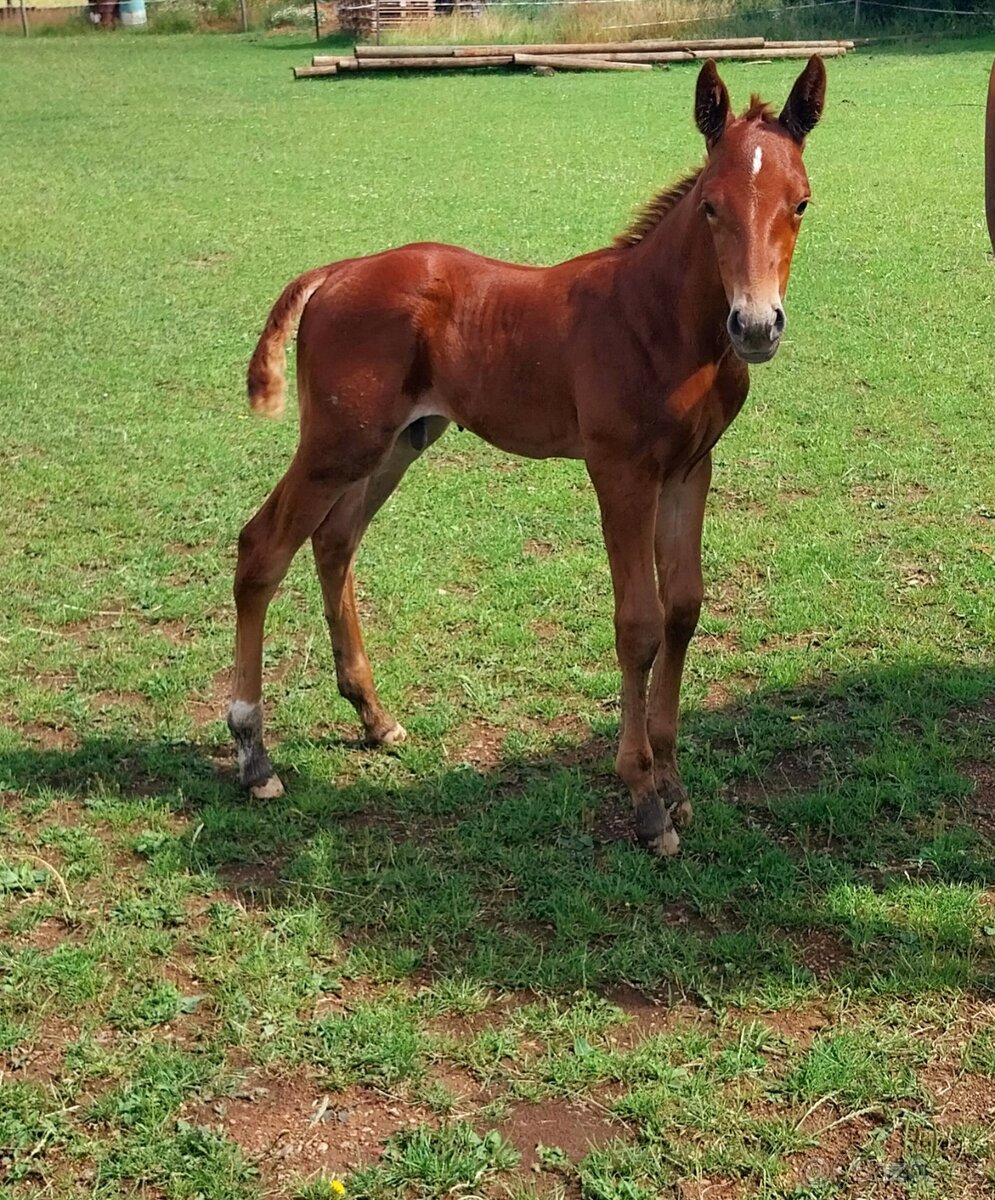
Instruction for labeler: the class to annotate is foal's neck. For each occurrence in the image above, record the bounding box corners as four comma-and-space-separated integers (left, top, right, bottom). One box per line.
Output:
616, 176, 731, 363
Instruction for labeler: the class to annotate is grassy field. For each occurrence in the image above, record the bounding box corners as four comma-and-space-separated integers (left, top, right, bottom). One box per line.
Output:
2, 30, 995, 1200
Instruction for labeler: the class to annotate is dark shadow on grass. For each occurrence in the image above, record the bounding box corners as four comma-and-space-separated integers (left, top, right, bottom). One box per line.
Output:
2, 659, 994, 1001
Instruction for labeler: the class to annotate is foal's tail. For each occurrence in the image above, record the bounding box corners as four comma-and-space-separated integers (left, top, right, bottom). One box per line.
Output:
246, 266, 331, 418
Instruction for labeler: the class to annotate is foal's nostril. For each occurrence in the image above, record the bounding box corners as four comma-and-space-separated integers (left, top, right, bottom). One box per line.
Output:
772, 307, 786, 337
728, 307, 744, 339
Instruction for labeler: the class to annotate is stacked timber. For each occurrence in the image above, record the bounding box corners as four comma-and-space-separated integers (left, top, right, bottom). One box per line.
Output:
294, 36, 854, 79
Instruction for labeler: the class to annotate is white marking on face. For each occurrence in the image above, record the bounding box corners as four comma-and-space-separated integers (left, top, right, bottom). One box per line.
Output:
751, 145, 763, 177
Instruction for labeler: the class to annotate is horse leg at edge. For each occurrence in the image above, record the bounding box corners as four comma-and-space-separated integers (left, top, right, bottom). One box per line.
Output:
227, 450, 349, 799
647, 453, 711, 830
589, 457, 679, 856
312, 417, 449, 745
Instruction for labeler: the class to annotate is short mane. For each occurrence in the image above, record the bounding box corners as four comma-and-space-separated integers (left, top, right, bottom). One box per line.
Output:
614, 169, 703, 248
615, 99, 779, 248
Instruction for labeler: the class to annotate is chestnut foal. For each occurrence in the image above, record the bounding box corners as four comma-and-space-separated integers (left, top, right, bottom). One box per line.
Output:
229, 58, 826, 855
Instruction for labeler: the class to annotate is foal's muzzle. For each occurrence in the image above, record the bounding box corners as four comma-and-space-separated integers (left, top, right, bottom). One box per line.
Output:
727, 302, 786, 364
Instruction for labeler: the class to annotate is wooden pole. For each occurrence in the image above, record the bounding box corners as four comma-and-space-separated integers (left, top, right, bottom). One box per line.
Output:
986, 59, 995, 255
514, 53, 651, 71
602, 46, 847, 62
355, 55, 514, 68
765, 39, 854, 49
355, 37, 767, 58
312, 0, 320, 42
295, 63, 339, 77
239, 0, 247, 32
20, 0, 28, 37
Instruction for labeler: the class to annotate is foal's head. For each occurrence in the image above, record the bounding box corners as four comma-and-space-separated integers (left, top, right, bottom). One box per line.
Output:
694, 56, 826, 363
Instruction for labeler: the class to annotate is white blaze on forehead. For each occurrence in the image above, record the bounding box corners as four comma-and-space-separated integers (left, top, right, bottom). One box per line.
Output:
751, 145, 763, 176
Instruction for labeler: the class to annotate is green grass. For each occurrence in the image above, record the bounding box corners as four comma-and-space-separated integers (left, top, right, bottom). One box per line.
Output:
1, 29, 994, 1200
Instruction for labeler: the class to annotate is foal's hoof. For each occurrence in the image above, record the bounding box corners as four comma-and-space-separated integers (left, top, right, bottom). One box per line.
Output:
250, 774, 285, 800
368, 720, 407, 748
647, 826, 682, 857
635, 796, 681, 858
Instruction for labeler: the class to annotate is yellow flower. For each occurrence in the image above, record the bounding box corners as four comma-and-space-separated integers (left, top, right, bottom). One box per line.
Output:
329, 1181, 346, 1197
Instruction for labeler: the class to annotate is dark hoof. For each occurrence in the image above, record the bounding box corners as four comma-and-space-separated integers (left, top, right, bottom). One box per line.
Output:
635, 795, 681, 857
228, 700, 279, 793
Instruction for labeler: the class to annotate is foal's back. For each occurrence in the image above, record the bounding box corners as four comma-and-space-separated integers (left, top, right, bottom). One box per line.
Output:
295, 240, 613, 461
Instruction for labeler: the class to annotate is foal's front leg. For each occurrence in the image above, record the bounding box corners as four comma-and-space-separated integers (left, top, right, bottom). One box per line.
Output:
647, 454, 711, 830
589, 457, 679, 856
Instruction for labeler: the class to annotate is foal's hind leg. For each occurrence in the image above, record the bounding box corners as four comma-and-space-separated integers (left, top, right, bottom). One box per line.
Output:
228, 451, 350, 798
312, 417, 449, 745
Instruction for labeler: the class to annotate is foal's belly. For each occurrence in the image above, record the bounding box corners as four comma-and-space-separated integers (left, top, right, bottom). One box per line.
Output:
412, 388, 585, 461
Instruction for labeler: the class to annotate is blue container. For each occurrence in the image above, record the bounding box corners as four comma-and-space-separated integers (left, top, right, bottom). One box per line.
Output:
119, 0, 147, 25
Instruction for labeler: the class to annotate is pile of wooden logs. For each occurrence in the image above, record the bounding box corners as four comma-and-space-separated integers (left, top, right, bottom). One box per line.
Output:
293, 36, 854, 78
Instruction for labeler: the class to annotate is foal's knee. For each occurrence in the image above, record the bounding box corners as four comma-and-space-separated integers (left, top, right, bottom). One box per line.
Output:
615, 608, 665, 672
234, 520, 279, 600
664, 590, 702, 649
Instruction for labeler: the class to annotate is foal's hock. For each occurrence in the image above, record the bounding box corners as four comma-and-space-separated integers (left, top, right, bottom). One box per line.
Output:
228, 57, 827, 855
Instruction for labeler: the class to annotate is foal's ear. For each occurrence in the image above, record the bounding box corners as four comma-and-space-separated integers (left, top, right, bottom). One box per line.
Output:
695, 60, 732, 149
779, 54, 827, 144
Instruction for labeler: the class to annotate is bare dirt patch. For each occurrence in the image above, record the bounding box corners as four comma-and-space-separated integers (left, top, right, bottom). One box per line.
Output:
701, 674, 755, 711
788, 929, 852, 981
960, 759, 995, 839
743, 1005, 830, 1050
531, 618, 562, 642
89, 692, 148, 715
187, 1072, 423, 1185
785, 1103, 876, 1191
453, 721, 507, 770
186, 666, 231, 728
10, 720, 77, 751
523, 540, 556, 558
1, 1015, 77, 1086
921, 1065, 995, 1126
676, 1179, 745, 1200
727, 747, 828, 806
607, 994, 713, 1050
587, 787, 636, 847
696, 631, 741, 655
497, 1096, 617, 1171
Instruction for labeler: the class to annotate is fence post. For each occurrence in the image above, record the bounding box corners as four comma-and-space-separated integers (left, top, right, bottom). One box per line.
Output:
312, 0, 320, 39
239, 0, 248, 31
853, 0, 860, 24
20, 0, 28, 36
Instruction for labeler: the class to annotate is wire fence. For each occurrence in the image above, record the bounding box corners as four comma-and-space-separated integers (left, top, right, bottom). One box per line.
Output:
8, 0, 994, 36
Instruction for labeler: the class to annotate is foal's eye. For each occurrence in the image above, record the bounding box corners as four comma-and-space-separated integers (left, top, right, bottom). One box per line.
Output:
795, 199, 810, 216
702, 200, 717, 220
